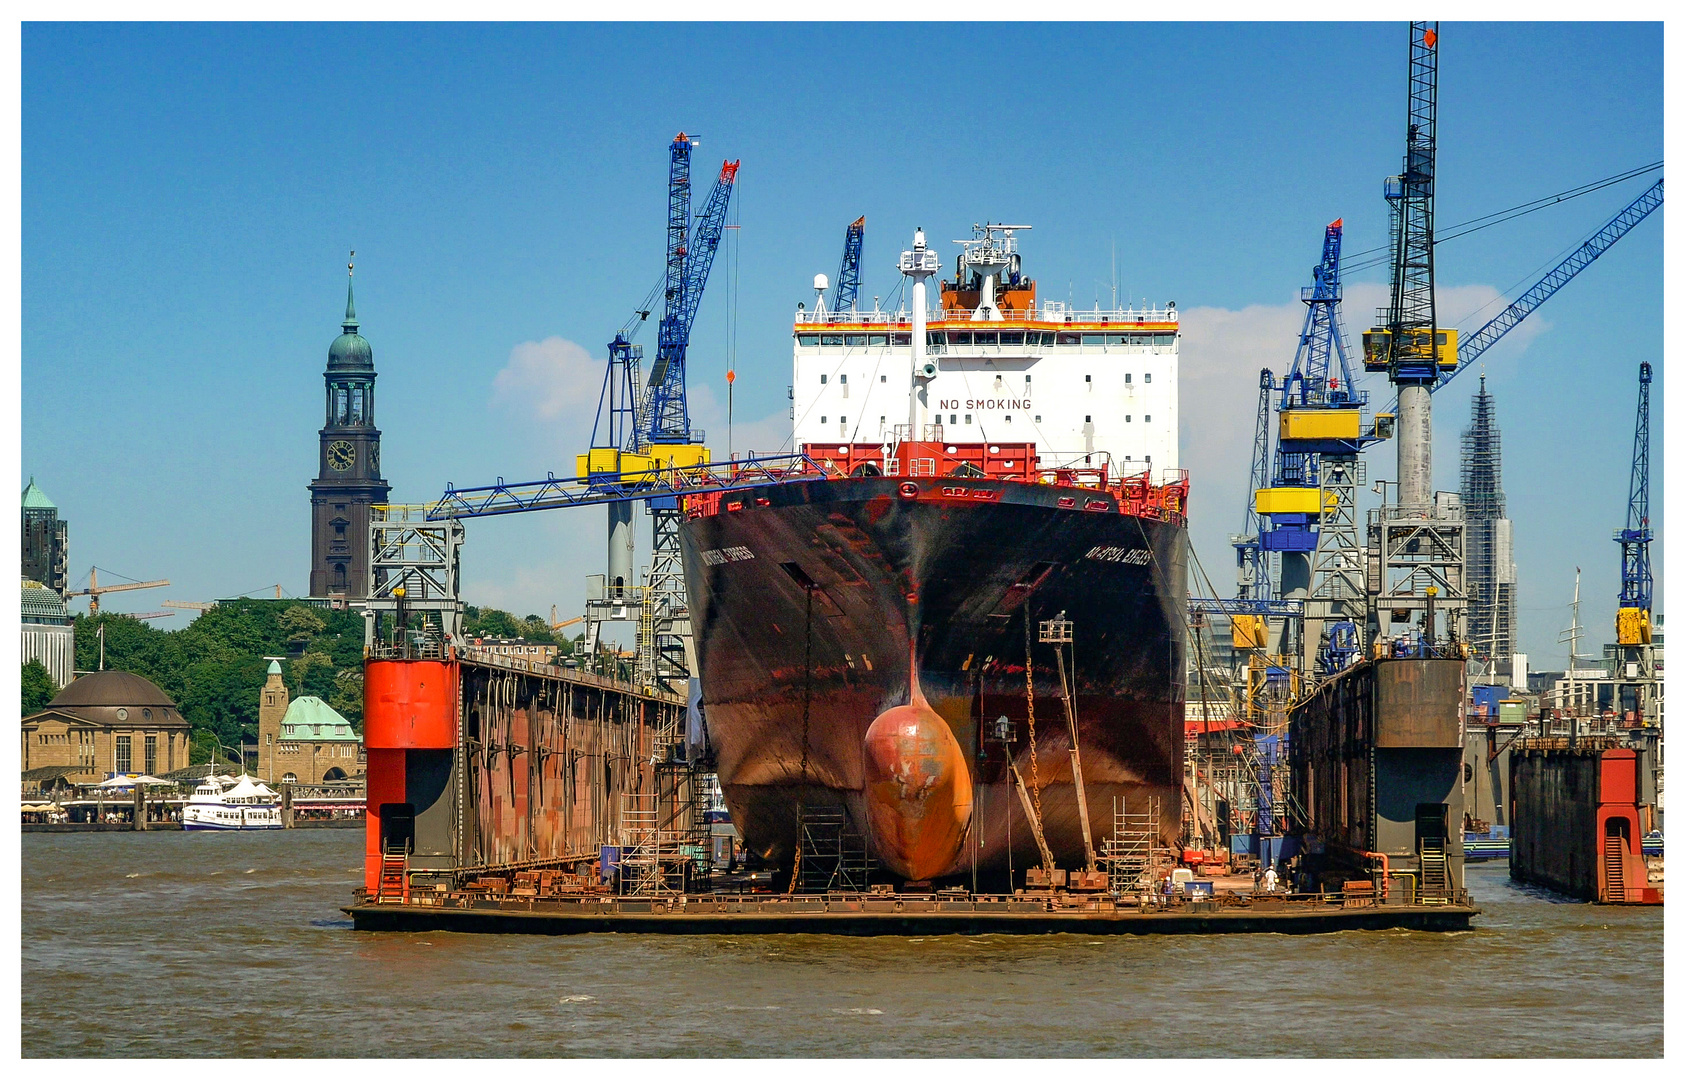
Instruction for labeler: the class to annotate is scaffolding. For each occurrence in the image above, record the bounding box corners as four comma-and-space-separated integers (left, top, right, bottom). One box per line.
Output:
616, 792, 679, 896
1102, 796, 1162, 892
794, 806, 874, 893
1460, 377, 1517, 674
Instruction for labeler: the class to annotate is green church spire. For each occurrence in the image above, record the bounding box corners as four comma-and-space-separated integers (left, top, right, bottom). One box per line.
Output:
343, 250, 359, 332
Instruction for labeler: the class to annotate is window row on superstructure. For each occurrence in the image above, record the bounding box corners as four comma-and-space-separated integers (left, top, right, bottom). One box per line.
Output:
797, 331, 1177, 349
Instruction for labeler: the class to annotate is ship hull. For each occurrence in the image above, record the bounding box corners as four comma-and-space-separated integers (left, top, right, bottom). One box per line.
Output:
680, 476, 1186, 881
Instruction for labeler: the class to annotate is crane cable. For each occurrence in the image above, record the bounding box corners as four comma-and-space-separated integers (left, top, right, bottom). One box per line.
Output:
1338, 160, 1662, 277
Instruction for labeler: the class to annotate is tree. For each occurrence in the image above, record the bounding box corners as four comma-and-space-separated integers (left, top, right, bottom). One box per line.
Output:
21, 661, 55, 716
279, 606, 326, 645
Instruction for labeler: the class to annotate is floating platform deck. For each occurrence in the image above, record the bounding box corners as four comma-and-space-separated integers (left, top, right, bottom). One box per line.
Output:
344, 892, 1479, 936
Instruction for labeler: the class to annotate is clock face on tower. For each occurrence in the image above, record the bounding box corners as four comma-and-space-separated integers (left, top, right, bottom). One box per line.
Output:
370, 443, 380, 473
327, 440, 356, 471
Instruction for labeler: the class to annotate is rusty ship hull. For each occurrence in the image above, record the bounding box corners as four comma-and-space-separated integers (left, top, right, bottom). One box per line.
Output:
679, 473, 1187, 882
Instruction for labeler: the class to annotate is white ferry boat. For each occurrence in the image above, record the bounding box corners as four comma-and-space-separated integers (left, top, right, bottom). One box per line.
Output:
182, 773, 283, 831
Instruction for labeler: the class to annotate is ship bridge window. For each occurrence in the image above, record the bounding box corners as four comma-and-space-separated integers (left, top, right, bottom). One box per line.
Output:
868, 334, 888, 346
1058, 333, 1081, 345
1145, 372, 1152, 383
1145, 414, 1152, 423
1125, 373, 1132, 384
821, 335, 843, 346
820, 374, 827, 384
893, 333, 911, 346
949, 331, 972, 345
845, 334, 867, 346
798, 334, 819, 346
975, 331, 998, 345
1155, 333, 1177, 346
1107, 333, 1127, 345
926, 331, 946, 346
1081, 333, 1105, 345
1000, 331, 1025, 345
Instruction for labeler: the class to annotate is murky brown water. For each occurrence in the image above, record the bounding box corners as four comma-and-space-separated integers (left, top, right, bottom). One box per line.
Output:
21, 830, 1661, 1057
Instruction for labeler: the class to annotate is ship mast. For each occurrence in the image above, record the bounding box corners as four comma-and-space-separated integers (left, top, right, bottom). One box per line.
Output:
899, 227, 939, 441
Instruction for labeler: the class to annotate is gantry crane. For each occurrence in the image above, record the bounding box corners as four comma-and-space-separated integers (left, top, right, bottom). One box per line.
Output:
64, 567, 170, 614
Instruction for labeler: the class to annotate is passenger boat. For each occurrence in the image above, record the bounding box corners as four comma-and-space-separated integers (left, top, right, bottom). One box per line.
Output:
182, 773, 283, 831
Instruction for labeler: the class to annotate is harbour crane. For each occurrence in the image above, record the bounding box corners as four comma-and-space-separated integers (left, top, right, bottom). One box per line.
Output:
162, 600, 216, 612
64, 567, 170, 614
1434, 179, 1663, 395
829, 216, 865, 315
1231, 368, 1276, 604
1615, 361, 1652, 647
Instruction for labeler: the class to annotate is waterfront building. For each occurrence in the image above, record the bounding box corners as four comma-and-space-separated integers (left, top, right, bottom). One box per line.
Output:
21, 477, 68, 595
255, 659, 364, 784
308, 262, 390, 601
21, 577, 74, 688
465, 636, 560, 664
20, 670, 191, 786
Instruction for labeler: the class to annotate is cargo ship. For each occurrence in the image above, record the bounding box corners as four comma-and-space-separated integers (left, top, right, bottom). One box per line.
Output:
679, 224, 1190, 883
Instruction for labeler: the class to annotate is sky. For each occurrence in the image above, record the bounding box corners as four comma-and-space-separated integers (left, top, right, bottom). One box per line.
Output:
20, 21, 1663, 670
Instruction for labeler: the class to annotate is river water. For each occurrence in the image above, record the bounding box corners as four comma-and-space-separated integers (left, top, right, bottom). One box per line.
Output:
21, 829, 1661, 1057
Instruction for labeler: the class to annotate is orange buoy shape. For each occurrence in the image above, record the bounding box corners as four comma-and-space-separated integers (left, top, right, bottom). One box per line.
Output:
861, 699, 973, 881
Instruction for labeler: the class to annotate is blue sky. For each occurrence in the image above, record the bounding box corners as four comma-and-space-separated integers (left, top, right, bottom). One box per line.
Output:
21, 21, 1662, 669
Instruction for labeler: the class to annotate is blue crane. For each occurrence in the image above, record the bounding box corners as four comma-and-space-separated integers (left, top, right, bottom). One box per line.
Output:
832, 216, 865, 314
639, 138, 741, 450
1233, 368, 1275, 602
1434, 177, 1663, 394
1615, 361, 1653, 646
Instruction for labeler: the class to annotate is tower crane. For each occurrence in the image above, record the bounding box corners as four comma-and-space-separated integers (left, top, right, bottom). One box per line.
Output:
64, 567, 170, 614
1356, 21, 1467, 652
828, 216, 865, 315
1616, 361, 1652, 647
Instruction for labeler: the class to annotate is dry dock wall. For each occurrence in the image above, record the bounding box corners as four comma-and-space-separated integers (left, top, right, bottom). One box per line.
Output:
361, 653, 688, 892
1289, 658, 1466, 897
1509, 742, 1656, 903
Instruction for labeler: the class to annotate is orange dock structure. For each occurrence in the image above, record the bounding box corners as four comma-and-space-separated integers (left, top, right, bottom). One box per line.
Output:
361, 646, 692, 898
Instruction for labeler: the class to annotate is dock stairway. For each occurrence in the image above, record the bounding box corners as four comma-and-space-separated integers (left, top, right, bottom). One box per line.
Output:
1603, 832, 1627, 902
375, 842, 409, 904
1419, 835, 1449, 901
796, 806, 873, 893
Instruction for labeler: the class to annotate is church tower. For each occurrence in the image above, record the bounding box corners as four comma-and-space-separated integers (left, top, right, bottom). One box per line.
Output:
309, 256, 391, 599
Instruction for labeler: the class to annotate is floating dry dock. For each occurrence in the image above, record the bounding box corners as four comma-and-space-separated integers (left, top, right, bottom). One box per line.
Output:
344, 890, 1478, 936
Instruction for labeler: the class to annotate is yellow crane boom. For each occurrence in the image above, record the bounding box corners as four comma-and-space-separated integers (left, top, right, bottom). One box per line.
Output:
64, 567, 169, 614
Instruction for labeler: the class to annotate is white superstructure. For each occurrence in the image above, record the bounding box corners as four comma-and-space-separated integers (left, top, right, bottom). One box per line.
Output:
792, 223, 1179, 479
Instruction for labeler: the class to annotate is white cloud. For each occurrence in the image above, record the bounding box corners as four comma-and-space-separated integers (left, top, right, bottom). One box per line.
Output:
490, 335, 606, 427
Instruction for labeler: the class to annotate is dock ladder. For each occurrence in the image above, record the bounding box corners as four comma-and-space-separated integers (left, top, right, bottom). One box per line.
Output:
375, 839, 410, 904
1418, 835, 1449, 901
1602, 831, 1627, 902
